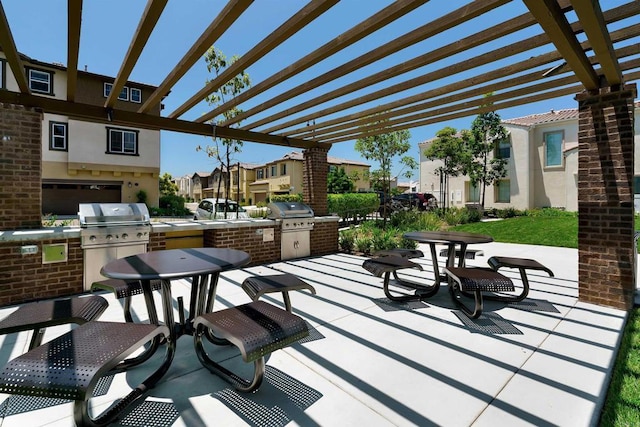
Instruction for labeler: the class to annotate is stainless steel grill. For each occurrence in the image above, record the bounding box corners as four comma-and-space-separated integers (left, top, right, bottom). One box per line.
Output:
267, 202, 314, 260
78, 203, 151, 290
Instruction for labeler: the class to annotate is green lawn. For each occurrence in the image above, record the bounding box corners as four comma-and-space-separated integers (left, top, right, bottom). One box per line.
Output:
450, 214, 637, 426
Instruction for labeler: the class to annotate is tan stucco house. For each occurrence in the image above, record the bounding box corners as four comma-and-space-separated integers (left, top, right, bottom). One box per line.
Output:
0, 51, 161, 215
419, 103, 640, 212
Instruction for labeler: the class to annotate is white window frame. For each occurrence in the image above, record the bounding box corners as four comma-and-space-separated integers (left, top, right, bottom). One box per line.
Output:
544, 130, 564, 168
496, 138, 511, 159
466, 181, 480, 203
28, 68, 53, 94
281, 163, 287, 175
271, 165, 277, 177
104, 83, 130, 101
107, 127, 138, 155
49, 122, 68, 151
130, 88, 142, 103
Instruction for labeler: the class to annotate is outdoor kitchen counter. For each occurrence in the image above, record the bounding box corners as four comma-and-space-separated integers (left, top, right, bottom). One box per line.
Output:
0, 216, 339, 242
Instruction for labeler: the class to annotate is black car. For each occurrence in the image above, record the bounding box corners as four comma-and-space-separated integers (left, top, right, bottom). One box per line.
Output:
392, 193, 438, 211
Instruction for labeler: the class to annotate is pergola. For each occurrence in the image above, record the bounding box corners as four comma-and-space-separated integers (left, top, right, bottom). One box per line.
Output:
0, 0, 638, 310
0, 0, 637, 147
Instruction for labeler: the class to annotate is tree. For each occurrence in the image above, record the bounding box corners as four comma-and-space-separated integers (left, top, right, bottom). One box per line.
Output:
422, 126, 470, 210
355, 121, 416, 219
327, 167, 354, 194
467, 107, 509, 209
159, 172, 178, 196
196, 46, 251, 217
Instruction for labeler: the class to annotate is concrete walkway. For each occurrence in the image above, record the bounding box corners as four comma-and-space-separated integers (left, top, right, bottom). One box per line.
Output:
0, 242, 628, 426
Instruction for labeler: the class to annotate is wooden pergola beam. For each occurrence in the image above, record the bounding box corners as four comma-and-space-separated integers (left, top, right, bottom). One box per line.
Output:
0, 1, 29, 93
169, 0, 340, 120
138, 0, 253, 114
222, 0, 512, 128
66, 0, 82, 102
105, 0, 168, 109
197, 0, 430, 124
570, 0, 622, 86
0, 89, 317, 148
524, 0, 599, 90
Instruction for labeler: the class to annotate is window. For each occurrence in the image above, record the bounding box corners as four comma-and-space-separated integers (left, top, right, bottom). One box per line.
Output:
271, 165, 277, 177
544, 131, 563, 167
496, 138, 511, 159
496, 180, 510, 203
257, 169, 264, 179
280, 163, 287, 175
104, 83, 129, 101
107, 127, 138, 155
466, 182, 480, 203
27, 68, 53, 94
130, 88, 142, 103
49, 122, 68, 151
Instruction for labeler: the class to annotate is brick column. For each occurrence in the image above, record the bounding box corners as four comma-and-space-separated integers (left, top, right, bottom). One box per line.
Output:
303, 146, 329, 216
577, 84, 636, 310
0, 103, 42, 230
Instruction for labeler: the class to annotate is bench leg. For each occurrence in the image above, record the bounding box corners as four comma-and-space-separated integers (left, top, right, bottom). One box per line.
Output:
194, 324, 266, 393
73, 329, 175, 427
449, 283, 484, 319
28, 327, 45, 351
383, 272, 439, 302
484, 267, 530, 303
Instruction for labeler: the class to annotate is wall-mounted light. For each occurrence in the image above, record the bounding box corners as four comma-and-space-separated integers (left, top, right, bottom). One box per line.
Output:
128, 182, 132, 188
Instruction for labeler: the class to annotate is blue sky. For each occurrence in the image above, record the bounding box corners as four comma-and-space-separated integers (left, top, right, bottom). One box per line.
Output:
4, 1, 637, 181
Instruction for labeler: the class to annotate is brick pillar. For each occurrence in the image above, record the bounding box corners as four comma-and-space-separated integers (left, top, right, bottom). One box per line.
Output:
0, 103, 42, 230
302, 146, 329, 216
577, 84, 636, 310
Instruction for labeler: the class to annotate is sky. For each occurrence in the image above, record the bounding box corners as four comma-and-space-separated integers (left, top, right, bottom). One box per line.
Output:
3, 1, 638, 181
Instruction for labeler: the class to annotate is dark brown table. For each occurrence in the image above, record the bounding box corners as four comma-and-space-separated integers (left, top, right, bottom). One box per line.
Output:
403, 231, 494, 295
100, 247, 251, 343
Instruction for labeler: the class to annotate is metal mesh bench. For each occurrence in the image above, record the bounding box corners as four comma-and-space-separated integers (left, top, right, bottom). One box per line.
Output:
91, 278, 162, 322
0, 320, 173, 426
242, 274, 316, 313
362, 256, 439, 301
439, 248, 484, 260
0, 295, 108, 351
444, 267, 515, 318
194, 301, 309, 393
486, 256, 554, 302
373, 248, 424, 259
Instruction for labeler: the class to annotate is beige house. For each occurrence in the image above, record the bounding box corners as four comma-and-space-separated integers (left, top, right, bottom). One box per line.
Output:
0, 51, 161, 215
419, 102, 640, 212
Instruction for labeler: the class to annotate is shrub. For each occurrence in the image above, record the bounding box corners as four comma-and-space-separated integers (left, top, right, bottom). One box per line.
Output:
270, 194, 302, 203
355, 236, 373, 255
157, 194, 191, 216
136, 190, 148, 204
339, 228, 356, 253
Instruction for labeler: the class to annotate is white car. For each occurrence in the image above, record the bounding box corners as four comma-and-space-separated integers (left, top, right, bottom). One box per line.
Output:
193, 198, 249, 220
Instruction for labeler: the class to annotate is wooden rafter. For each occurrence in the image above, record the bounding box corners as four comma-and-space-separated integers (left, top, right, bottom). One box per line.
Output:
220, 0, 512, 128
523, 0, 599, 90
138, 0, 253, 114
197, 0, 430, 124
570, 0, 622, 86
105, 0, 168, 109
169, 0, 340, 120
0, 1, 29, 93
66, 0, 82, 102
256, 2, 635, 136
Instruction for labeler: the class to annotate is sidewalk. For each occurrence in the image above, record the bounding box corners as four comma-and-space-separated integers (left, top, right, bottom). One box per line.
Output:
0, 242, 627, 426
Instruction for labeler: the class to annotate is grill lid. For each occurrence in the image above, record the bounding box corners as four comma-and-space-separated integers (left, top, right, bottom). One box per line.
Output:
267, 202, 314, 219
78, 203, 151, 227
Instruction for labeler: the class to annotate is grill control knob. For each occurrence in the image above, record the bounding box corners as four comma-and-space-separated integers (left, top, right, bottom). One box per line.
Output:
122, 233, 128, 239
137, 232, 143, 238
106, 235, 113, 241
90, 235, 96, 242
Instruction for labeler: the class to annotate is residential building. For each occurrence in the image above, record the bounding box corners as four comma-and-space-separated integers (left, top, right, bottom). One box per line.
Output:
419, 102, 640, 211
0, 50, 161, 215
182, 151, 370, 205
174, 174, 193, 200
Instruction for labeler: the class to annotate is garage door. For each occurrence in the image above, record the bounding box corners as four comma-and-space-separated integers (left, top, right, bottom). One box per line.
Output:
42, 182, 122, 215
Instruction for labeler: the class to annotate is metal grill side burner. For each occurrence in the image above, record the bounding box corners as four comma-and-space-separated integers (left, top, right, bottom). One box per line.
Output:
79, 203, 151, 291
267, 202, 314, 260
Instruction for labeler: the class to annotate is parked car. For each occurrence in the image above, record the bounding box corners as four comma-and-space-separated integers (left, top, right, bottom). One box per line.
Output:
193, 198, 249, 220
392, 192, 438, 211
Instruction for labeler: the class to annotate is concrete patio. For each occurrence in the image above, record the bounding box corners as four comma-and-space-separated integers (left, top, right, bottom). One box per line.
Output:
0, 241, 628, 426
